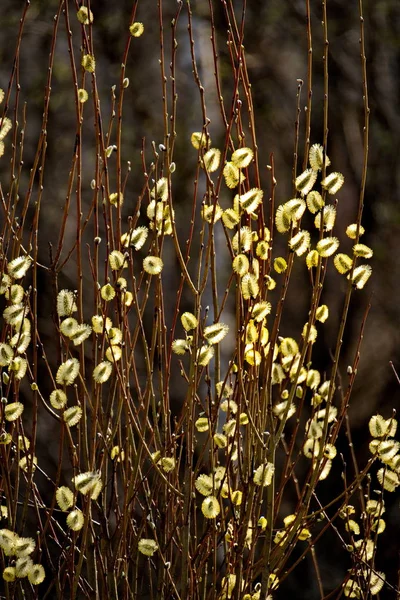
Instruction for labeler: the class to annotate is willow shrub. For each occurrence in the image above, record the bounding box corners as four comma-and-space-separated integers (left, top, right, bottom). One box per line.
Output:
0, 1, 396, 599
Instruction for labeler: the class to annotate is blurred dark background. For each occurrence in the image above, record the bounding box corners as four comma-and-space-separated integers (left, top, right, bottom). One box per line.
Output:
0, 0, 399, 597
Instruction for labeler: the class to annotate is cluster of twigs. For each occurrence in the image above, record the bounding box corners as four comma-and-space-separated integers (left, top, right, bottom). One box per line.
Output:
0, 1, 397, 599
